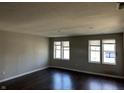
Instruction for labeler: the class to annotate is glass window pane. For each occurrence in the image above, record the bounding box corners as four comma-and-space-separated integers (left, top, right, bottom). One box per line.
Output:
56, 50, 61, 59
89, 40, 100, 63
102, 39, 116, 65
89, 40, 100, 45
62, 41, 70, 60
63, 47, 69, 50
63, 50, 69, 59
56, 46, 61, 50
90, 51, 100, 62
63, 41, 69, 46
103, 52, 116, 64
54, 42, 61, 45
102, 40, 115, 43
54, 41, 61, 59
54, 41, 70, 60
103, 44, 115, 51
91, 46, 100, 51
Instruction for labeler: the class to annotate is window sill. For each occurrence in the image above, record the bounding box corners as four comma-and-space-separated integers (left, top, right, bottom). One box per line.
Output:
88, 61, 101, 64
53, 58, 70, 61
102, 62, 116, 65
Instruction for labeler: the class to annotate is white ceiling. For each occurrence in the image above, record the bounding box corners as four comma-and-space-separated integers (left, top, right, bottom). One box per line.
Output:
0, 2, 124, 37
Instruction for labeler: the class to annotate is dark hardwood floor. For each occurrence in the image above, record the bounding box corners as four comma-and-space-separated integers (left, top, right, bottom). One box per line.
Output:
0, 68, 124, 90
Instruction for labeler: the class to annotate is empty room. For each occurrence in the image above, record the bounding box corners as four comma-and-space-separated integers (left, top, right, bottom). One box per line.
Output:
0, 2, 124, 90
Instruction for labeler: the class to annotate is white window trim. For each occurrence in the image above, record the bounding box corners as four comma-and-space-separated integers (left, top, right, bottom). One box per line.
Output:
53, 41, 61, 59
88, 39, 116, 65
88, 40, 101, 63
53, 41, 70, 60
102, 39, 116, 65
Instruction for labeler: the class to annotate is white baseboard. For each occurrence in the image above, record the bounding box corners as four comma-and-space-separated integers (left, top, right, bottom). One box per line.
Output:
1, 66, 123, 83
49, 66, 124, 79
0, 66, 48, 83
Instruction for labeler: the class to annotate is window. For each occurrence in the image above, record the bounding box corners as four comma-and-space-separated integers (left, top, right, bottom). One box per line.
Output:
62, 41, 70, 60
54, 41, 70, 60
102, 39, 116, 65
89, 40, 100, 63
54, 41, 61, 59
88, 39, 116, 65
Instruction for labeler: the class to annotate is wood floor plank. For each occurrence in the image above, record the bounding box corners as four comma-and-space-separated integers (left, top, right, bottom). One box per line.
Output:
0, 68, 124, 90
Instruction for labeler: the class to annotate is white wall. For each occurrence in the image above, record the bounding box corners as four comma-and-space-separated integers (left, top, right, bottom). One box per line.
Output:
0, 31, 49, 81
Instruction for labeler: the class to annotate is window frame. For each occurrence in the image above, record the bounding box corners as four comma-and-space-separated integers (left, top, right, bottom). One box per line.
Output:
88, 40, 101, 63
102, 39, 116, 65
61, 41, 70, 60
53, 41, 70, 60
53, 41, 62, 59
88, 39, 116, 65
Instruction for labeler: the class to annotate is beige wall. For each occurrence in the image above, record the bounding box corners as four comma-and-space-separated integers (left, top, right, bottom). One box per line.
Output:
0, 31, 49, 81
